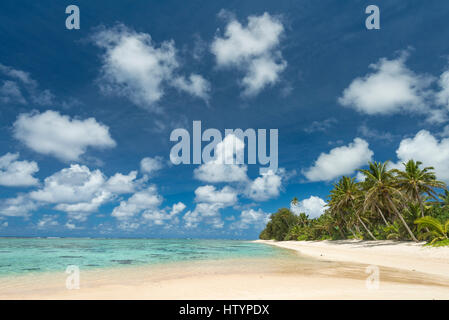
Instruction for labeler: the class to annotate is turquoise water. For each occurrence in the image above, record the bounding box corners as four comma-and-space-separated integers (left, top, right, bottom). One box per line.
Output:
0, 238, 285, 276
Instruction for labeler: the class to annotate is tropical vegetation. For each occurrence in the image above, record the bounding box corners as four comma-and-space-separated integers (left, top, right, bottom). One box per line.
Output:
259, 160, 449, 246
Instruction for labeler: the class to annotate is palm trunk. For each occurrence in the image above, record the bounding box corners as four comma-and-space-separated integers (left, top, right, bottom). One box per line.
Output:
356, 213, 377, 240
377, 207, 389, 226
348, 227, 357, 238
387, 196, 418, 242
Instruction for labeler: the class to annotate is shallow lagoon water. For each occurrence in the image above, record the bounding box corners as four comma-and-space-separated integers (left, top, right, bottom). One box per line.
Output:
0, 238, 288, 276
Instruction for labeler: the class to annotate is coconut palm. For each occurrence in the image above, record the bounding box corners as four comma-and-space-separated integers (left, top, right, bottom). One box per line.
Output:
393, 160, 446, 217
359, 161, 418, 241
328, 176, 377, 240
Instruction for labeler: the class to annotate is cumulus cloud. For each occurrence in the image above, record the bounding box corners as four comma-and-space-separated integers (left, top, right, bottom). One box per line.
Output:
194, 134, 248, 183
142, 202, 186, 225
304, 138, 373, 182
13, 110, 116, 161
339, 53, 433, 115
393, 130, 449, 183
233, 208, 270, 229
27, 164, 138, 221
194, 185, 238, 206
0, 195, 37, 218
37, 215, 59, 229
183, 202, 224, 229
290, 196, 327, 219
0, 153, 39, 187
92, 24, 209, 110
30, 164, 106, 204
246, 170, 282, 201
211, 12, 286, 96
140, 156, 164, 175
105, 171, 138, 194
184, 184, 240, 229
111, 185, 162, 220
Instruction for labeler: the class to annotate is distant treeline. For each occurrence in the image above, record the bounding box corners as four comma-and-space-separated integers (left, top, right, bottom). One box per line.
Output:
260, 161, 449, 246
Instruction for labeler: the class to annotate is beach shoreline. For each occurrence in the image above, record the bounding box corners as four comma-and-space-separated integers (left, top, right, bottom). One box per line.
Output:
255, 239, 449, 278
1, 240, 449, 299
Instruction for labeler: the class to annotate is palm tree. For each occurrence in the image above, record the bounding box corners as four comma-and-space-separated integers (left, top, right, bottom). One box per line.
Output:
359, 161, 418, 241
328, 176, 377, 240
414, 216, 449, 244
393, 160, 446, 217
433, 190, 449, 209
291, 197, 299, 206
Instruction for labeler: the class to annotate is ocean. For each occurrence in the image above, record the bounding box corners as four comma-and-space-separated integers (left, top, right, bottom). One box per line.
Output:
0, 238, 286, 276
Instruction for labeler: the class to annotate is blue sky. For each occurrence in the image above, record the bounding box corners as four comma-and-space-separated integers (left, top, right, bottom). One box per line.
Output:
1, 0, 449, 239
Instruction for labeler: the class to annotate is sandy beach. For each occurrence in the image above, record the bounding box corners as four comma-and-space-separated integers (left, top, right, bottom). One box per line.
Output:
1, 240, 449, 299
257, 240, 449, 278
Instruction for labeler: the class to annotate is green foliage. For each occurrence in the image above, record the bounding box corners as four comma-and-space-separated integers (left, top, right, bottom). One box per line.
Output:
259, 159, 449, 245
259, 208, 299, 241
414, 216, 449, 244
425, 239, 449, 247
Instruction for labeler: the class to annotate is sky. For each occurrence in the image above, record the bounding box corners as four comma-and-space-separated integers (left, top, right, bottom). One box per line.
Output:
1, 0, 449, 239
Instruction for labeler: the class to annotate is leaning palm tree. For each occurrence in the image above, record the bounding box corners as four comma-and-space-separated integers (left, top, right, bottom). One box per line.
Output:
359, 161, 418, 241
432, 190, 449, 210
328, 176, 377, 240
393, 160, 446, 217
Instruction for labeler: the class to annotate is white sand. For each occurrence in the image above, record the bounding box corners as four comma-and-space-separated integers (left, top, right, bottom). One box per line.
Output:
256, 240, 449, 278
1, 240, 449, 299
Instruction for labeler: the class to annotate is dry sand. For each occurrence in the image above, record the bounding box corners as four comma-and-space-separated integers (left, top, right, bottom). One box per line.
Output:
1, 240, 449, 299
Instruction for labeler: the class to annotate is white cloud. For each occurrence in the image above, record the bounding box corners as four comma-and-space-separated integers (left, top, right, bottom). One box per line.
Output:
28, 164, 139, 221
13, 110, 116, 161
65, 222, 77, 230
394, 130, 449, 183
111, 185, 162, 220
0, 80, 26, 104
0, 195, 37, 218
304, 138, 373, 182
290, 196, 327, 219
142, 202, 186, 225
194, 134, 248, 183
140, 156, 164, 175
0, 153, 39, 187
183, 202, 224, 229
355, 171, 366, 182
233, 208, 270, 229
172, 74, 210, 101
30, 164, 106, 204
37, 215, 59, 229
246, 170, 282, 201
105, 171, 138, 194
0, 63, 55, 106
211, 12, 286, 96
93, 24, 209, 110
339, 53, 432, 115
185, 184, 239, 229
436, 68, 449, 108
194, 185, 237, 206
